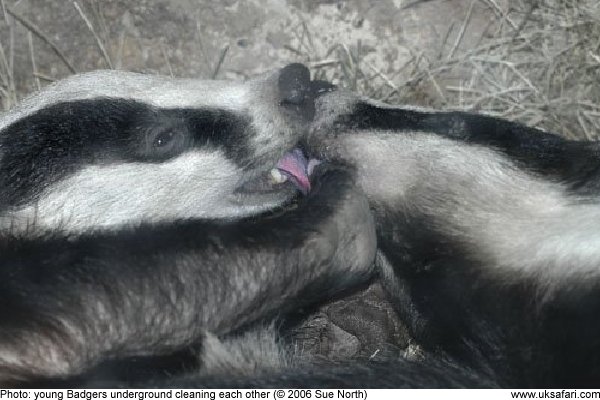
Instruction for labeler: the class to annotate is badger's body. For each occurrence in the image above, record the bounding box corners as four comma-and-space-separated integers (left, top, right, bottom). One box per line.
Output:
0, 64, 599, 388
0, 64, 377, 386
306, 92, 600, 387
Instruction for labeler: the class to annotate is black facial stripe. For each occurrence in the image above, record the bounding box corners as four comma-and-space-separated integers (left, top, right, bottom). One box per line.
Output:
335, 102, 600, 190
0, 99, 252, 208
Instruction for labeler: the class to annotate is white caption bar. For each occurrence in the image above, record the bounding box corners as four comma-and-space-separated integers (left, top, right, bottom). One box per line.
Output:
1, 389, 599, 400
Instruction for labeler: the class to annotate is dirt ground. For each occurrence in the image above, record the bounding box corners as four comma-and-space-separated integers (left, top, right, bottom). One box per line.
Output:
2, 0, 598, 138
0, 0, 495, 102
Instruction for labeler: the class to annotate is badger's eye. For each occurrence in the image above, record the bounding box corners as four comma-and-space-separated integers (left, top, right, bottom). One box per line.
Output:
154, 130, 175, 148
142, 127, 188, 160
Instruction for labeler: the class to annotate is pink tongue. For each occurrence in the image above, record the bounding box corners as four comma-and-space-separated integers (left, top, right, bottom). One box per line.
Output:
276, 149, 317, 194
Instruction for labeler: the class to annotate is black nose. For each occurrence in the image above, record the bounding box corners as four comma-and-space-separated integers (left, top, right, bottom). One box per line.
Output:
278, 63, 336, 121
278, 63, 312, 106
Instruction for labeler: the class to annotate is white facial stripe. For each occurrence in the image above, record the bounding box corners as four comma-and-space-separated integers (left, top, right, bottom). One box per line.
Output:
0, 69, 300, 168
482, 206, 600, 290
0, 67, 308, 236
0, 70, 254, 132
2, 151, 286, 235
337, 131, 600, 290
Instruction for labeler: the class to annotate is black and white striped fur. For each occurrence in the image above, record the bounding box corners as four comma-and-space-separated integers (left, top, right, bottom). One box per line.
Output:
124, 88, 600, 388
156, 90, 600, 388
0, 64, 377, 386
304, 91, 600, 387
2, 63, 599, 388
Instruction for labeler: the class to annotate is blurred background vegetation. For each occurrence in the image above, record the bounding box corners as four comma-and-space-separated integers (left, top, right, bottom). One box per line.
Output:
0, 0, 598, 138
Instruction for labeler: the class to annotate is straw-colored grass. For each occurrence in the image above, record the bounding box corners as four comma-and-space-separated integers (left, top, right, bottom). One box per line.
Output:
305, 0, 600, 139
0, 0, 599, 139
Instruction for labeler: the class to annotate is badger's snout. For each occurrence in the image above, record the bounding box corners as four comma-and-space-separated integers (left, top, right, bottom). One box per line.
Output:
278, 63, 312, 106
0, 64, 338, 235
277, 63, 336, 122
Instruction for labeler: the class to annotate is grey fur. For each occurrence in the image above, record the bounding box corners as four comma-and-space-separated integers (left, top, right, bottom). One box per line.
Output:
0, 66, 377, 385
310, 92, 600, 295
0, 68, 309, 235
200, 325, 293, 377
5, 64, 593, 388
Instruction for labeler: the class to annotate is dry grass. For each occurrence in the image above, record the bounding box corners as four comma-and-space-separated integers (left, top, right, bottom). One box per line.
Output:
0, 0, 109, 111
0, 0, 17, 111
303, 0, 600, 139
0, 0, 599, 139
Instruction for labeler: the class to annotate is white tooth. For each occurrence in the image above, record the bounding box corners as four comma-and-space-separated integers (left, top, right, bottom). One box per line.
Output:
270, 168, 288, 184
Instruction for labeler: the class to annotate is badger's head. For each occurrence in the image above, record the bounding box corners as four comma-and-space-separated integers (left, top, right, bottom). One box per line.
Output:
0, 64, 330, 235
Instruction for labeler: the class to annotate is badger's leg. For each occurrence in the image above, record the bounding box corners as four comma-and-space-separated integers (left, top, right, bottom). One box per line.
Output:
0, 165, 376, 385
309, 93, 600, 387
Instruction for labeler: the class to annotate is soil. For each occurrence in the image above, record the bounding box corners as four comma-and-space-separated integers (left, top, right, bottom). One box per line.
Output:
2, 0, 498, 101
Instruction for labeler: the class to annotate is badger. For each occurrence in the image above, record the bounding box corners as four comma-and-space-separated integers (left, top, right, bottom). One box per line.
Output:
137, 86, 600, 389
304, 90, 600, 388
1, 62, 600, 388
0, 64, 377, 387
159, 88, 600, 389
